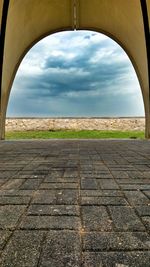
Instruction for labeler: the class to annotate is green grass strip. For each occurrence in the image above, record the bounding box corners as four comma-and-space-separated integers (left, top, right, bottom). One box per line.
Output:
5, 130, 145, 139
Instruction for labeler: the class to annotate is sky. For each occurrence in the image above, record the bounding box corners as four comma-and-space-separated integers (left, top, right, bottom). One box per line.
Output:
7, 30, 145, 117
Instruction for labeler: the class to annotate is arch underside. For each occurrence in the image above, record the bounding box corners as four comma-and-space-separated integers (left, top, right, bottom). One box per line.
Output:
0, 0, 149, 139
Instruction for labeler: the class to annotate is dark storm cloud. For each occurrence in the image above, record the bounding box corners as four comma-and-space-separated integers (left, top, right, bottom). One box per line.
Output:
15, 39, 130, 99
43, 38, 115, 69
84, 35, 91, 40
14, 61, 129, 99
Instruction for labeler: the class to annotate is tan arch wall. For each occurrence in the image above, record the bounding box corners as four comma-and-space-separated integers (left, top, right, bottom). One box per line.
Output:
0, 0, 149, 139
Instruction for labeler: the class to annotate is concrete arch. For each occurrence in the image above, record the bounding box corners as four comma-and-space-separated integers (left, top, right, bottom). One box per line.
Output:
0, 0, 150, 139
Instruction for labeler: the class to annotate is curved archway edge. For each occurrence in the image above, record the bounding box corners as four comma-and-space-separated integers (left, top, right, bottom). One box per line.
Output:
0, 0, 149, 139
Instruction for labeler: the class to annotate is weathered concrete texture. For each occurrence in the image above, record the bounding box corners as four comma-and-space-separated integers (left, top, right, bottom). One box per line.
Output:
0, 139, 150, 266
5, 117, 145, 131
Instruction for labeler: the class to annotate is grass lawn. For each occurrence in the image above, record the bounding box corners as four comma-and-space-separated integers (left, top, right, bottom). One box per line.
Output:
5, 130, 145, 139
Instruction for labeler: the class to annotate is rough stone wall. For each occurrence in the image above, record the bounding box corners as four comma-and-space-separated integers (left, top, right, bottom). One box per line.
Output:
5, 118, 145, 131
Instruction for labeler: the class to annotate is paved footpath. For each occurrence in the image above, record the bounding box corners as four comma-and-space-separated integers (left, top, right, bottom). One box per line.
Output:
0, 140, 150, 267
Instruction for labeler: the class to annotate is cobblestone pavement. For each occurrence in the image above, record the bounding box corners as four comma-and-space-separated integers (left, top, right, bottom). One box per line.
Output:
0, 140, 150, 267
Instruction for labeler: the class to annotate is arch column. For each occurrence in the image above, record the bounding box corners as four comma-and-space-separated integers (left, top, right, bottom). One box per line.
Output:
0, 86, 9, 139
145, 113, 150, 138
0, 103, 6, 140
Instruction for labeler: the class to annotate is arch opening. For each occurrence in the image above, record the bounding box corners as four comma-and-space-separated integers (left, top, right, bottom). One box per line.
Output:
5, 30, 145, 135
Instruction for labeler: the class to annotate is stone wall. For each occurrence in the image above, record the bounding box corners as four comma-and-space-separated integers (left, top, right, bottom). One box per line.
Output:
5, 117, 145, 131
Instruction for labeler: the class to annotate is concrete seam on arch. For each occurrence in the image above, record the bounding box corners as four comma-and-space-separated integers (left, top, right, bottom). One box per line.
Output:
0, 0, 10, 100
140, 0, 150, 100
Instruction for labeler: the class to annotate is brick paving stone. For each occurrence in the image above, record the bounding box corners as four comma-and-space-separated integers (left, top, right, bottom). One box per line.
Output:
0, 196, 30, 205
123, 190, 150, 205
80, 173, 93, 178
0, 205, 26, 229
81, 206, 112, 231
40, 231, 81, 267
83, 232, 150, 251
27, 204, 79, 215
32, 189, 78, 204
1, 179, 25, 189
39, 182, 78, 189
82, 251, 150, 267
127, 171, 145, 178
17, 173, 45, 179
117, 178, 150, 184
0, 189, 35, 196
109, 206, 145, 231
0, 179, 7, 186
98, 179, 120, 189
93, 166, 109, 171
20, 178, 43, 190
81, 178, 98, 189
0, 230, 12, 250
0, 171, 13, 179
111, 171, 130, 178
141, 216, 150, 230
20, 215, 80, 230
44, 177, 78, 183
109, 164, 135, 172
81, 189, 123, 197
143, 190, 150, 198
47, 171, 63, 178
91, 173, 113, 179
133, 165, 150, 171
135, 206, 150, 216
120, 184, 150, 190
141, 171, 150, 178
63, 170, 78, 178
0, 230, 45, 267
81, 196, 128, 206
